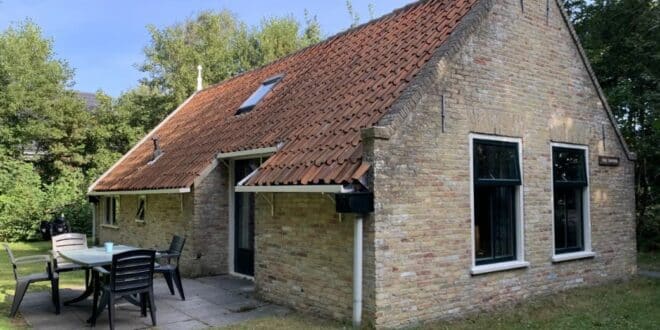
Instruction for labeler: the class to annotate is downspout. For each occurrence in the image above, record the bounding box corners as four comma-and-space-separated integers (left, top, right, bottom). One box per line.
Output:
353, 215, 364, 328
335, 191, 372, 328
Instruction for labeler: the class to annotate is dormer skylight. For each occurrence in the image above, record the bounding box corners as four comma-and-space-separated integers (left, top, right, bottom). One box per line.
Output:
236, 74, 283, 115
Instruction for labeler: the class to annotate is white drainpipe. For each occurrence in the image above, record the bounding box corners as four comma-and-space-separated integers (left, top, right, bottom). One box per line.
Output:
353, 215, 363, 328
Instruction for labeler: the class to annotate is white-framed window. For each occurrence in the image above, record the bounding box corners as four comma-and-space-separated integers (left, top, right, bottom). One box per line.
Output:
470, 134, 528, 275
550, 142, 594, 262
101, 196, 119, 226
135, 195, 146, 222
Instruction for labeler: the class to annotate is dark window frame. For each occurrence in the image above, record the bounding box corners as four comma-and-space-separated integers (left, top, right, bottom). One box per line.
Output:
135, 195, 146, 222
236, 74, 284, 115
104, 196, 117, 226
474, 139, 522, 186
473, 138, 521, 266
552, 146, 588, 255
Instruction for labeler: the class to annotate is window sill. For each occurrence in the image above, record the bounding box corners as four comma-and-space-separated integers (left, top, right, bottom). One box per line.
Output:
100, 224, 119, 230
471, 260, 530, 275
552, 251, 595, 263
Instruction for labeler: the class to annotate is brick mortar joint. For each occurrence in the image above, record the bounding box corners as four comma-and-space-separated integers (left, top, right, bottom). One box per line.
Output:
376, 0, 495, 131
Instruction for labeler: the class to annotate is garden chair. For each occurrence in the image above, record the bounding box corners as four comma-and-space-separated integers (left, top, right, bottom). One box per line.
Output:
92, 249, 156, 329
155, 235, 186, 300
51, 233, 91, 305
3, 243, 60, 317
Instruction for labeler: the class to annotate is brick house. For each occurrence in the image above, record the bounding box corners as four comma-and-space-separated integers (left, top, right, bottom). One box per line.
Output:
88, 0, 636, 327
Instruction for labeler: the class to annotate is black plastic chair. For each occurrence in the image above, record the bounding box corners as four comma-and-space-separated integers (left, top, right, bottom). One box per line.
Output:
155, 235, 186, 300
92, 249, 156, 329
3, 243, 60, 317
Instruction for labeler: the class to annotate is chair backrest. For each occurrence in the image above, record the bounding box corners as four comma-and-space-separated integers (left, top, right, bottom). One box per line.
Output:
52, 233, 87, 267
2, 244, 18, 280
168, 235, 186, 255
110, 249, 155, 294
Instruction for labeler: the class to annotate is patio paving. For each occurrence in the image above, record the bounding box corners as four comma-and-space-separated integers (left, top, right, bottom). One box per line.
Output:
18, 275, 290, 329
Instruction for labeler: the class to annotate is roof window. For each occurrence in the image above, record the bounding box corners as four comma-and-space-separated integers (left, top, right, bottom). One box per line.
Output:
236, 74, 283, 115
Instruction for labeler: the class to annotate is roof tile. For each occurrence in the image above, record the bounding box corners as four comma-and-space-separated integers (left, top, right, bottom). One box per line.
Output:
93, 0, 478, 191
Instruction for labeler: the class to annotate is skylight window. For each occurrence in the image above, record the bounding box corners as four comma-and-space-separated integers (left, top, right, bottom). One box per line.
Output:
236, 74, 283, 115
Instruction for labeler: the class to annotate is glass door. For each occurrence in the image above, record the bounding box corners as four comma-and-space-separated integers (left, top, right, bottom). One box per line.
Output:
234, 159, 258, 276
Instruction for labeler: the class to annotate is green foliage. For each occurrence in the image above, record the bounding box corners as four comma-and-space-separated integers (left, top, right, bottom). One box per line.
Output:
0, 152, 92, 241
0, 22, 98, 240
139, 10, 322, 113
565, 0, 660, 250
0, 12, 325, 242
43, 167, 91, 234
345, 0, 361, 28
0, 153, 45, 241
0, 21, 92, 182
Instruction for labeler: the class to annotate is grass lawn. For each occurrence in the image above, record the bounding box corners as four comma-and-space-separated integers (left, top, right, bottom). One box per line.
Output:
638, 250, 660, 272
0, 241, 658, 329
224, 278, 660, 330
0, 240, 86, 329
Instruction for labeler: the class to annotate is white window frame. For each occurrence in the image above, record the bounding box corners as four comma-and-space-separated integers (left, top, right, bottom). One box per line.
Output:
550, 142, 595, 263
135, 195, 147, 223
469, 133, 529, 275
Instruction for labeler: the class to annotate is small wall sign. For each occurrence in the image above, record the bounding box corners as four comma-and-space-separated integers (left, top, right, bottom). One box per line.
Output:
598, 156, 620, 167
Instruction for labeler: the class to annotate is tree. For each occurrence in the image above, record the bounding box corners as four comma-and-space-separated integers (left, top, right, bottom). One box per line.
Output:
0, 152, 45, 241
83, 90, 146, 180
0, 21, 92, 182
138, 10, 322, 114
565, 0, 659, 249
346, 0, 361, 28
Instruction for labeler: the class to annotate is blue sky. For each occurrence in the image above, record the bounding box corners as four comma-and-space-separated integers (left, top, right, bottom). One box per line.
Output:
0, 0, 415, 97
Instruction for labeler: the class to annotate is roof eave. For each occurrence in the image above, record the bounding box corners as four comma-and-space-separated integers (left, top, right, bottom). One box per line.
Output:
88, 187, 191, 196
235, 184, 354, 193
87, 91, 199, 193
216, 146, 278, 159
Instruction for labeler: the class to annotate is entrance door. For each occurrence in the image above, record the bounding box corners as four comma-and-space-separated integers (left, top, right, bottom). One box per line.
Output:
234, 159, 257, 276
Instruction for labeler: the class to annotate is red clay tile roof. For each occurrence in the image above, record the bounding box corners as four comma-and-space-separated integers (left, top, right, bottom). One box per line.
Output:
92, 0, 478, 192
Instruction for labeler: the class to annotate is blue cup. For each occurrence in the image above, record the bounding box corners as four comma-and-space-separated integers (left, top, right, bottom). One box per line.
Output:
104, 242, 114, 253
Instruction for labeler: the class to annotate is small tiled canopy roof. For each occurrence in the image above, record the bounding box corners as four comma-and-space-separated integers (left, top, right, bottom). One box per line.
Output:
91, 0, 478, 192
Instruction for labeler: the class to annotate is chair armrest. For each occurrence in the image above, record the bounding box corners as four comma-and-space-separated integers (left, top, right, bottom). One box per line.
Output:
157, 252, 180, 259
93, 266, 110, 275
14, 255, 51, 265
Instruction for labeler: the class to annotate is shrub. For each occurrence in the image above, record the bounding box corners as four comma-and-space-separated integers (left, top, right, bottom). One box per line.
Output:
0, 156, 46, 241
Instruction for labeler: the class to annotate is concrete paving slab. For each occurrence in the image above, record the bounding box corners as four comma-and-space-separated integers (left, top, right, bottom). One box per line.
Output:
19, 275, 289, 330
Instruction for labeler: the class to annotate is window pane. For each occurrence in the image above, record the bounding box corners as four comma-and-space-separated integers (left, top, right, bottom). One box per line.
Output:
553, 147, 586, 185
474, 140, 520, 184
475, 187, 492, 261
475, 186, 516, 264
136, 197, 145, 221
236, 76, 282, 115
554, 187, 584, 253
104, 198, 111, 224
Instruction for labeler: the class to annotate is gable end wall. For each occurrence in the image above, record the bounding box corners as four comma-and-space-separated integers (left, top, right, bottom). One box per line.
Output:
369, 0, 636, 327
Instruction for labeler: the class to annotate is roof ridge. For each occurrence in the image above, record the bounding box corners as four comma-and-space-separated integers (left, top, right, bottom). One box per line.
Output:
197, 0, 429, 94
92, 0, 480, 191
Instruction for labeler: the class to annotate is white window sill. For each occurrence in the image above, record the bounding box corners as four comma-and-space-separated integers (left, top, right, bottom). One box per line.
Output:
471, 260, 530, 275
101, 224, 119, 230
552, 251, 595, 263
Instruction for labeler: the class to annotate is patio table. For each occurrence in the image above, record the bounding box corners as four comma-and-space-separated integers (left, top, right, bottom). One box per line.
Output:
59, 245, 142, 323
59, 245, 138, 268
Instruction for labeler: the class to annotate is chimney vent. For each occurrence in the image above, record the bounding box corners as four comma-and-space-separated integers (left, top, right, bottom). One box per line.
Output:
149, 136, 163, 164
197, 65, 203, 91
